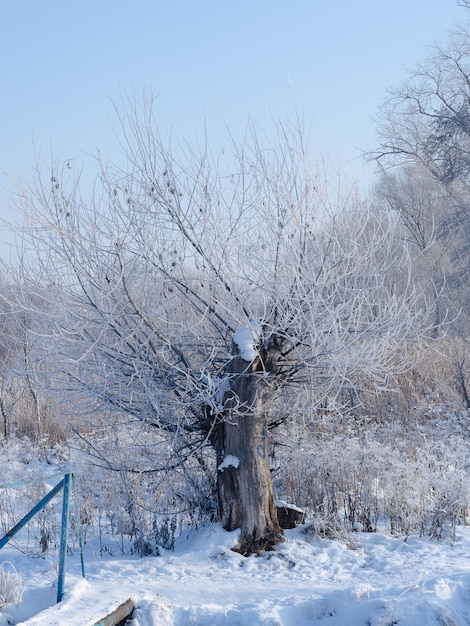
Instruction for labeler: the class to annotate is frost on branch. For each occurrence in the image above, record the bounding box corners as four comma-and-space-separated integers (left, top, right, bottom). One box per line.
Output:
198, 372, 230, 415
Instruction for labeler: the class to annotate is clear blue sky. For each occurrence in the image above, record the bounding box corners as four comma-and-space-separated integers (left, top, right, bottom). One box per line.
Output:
0, 0, 468, 257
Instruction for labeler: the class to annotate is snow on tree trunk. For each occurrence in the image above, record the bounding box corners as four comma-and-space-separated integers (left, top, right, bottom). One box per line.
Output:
216, 341, 284, 556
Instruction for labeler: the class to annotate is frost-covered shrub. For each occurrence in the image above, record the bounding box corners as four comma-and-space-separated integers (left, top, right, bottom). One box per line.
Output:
274, 408, 470, 540
67, 419, 217, 555
0, 562, 24, 606
3, 402, 470, 558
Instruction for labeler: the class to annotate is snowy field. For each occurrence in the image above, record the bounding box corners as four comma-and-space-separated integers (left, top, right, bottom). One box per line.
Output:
3, 523, 470, 625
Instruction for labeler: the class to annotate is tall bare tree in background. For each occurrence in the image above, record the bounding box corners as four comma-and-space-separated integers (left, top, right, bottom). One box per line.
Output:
0, 280, 60, 441
372, 21, 470, 408
10, 97, 435, 555
374, 27, 470, 184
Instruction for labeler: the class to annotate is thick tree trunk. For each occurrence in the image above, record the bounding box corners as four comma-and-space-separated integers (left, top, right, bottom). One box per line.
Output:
216, 346, 284, 556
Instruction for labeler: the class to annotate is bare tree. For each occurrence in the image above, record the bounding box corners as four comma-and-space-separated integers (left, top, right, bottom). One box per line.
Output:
373, 27, 470, 184
0, 280, 56, 441
374, 164, 470, 407
10, 99, 436, 555
373, 24, 470, 303
372, 25, 470, 368
375, 164, 448, 253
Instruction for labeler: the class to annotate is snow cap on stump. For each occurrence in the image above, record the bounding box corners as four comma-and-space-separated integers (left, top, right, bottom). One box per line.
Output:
233, 321, 262, 362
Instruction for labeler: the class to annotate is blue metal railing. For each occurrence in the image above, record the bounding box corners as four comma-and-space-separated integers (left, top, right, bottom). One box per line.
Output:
0, 471, 85, 602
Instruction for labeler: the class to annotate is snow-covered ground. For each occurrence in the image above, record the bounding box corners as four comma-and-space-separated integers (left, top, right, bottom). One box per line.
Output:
3, 523, 470, 625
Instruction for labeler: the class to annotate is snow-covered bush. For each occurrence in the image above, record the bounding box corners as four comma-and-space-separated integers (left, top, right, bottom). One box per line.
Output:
0, 561, 24, 606
274, 408, 470, 540
67, 418, 217, 555
0, 423, 217, 558
2, 403, 470, 559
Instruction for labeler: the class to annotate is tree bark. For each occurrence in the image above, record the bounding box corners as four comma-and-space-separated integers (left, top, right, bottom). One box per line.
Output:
216, 345, 284, 556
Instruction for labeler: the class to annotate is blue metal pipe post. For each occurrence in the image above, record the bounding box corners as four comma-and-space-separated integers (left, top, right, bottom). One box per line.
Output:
57, 472, 72, 602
